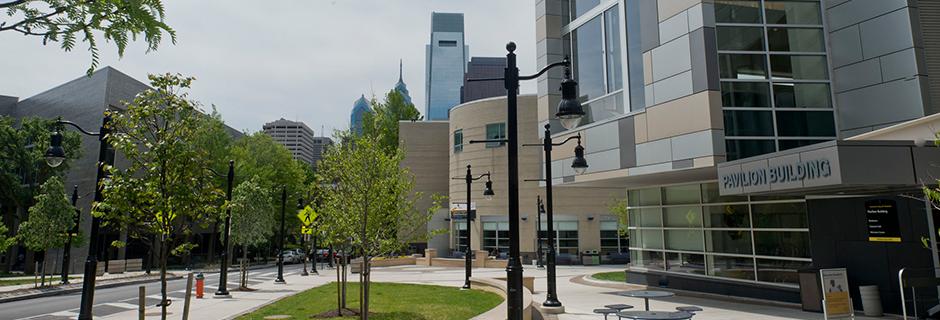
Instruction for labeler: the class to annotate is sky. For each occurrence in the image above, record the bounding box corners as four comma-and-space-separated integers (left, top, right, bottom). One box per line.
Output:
0, 0, 537, 134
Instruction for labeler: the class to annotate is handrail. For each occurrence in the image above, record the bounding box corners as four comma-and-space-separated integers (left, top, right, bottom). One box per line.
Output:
898, 266, 940, 319
900, 267, 909, 320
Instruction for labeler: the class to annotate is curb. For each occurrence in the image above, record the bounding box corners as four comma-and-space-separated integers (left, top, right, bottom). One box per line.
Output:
0, 274, 185, 304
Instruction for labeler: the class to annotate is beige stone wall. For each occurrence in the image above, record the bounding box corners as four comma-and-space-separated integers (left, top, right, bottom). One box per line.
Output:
399, 121, 451, 248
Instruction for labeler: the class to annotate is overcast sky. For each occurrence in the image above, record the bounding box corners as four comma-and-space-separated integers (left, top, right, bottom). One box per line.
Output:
0, 0, 536, 134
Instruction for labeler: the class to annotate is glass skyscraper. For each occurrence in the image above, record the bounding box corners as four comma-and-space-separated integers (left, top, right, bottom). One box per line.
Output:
425, 12, 468, 120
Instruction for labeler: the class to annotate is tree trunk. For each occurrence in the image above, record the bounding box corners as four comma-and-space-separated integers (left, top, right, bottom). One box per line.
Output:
160, 236, 169, 320
38, 251, 46, 287
335, 253, 341, 315
240, 245, 249, 289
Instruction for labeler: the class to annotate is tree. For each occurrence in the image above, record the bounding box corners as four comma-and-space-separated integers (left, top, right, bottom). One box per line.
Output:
317, 134, 440, 320
0, 223, 15, 256
0, 0, 177, 74
608, 197, 629, 237
17, 176, 75, 286
98, 73, 223, 320
361, 90, 420, 153
228, 177, 275, 290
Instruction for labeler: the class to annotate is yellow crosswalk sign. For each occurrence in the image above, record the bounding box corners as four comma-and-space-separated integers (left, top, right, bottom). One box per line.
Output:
301, 226, 313, 235
297, 205, 317, 227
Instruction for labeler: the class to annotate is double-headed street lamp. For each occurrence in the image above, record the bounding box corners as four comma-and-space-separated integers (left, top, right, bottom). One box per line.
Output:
215, 160, 235, 298
467, 42, 585, 319
524, 124, 588, 308
44, 115, 113, 320
451, 164, 495, 290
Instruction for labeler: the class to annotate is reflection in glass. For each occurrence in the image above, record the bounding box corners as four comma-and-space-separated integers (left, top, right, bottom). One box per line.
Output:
637, 208, 663, 227
704, 205, 751, 228
724, 110, 775, 136
718, 26, 765, 51
721, 82, 771, 108
719, 54, 768, 79
752, 202, 808, 228
605, 6, 623, 92
764, 0, 822, 25
573, 16, 606, 102
632, 250, 666, 270
776, 111, 836, 137
629, 187, 662, 207
779, 139, 828, 150
569, 0, 601, 21
664, 206, 703, 228
667, 253, 707, 275
773, 83, 831, 108
716, 0, 763, 23
770, 55, 829, 80
757, 259, 811, 284
754, 231, 810, 258
663, 184, 702, 205
630, 229, 664, 249
726, 139, 777, 161
706, 231, 753, 254
665, 230, 705, 252
768, 27, 825, 52
707, 255, 755, 280
702, 183, 750, 204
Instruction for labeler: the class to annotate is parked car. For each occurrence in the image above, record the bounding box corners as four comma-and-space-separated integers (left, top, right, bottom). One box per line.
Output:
280, 251, 300, 264
292, 249, 307, 259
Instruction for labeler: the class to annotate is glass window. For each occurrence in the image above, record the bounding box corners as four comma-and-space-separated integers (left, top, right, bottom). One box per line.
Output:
767, 27, 825, 52
637, 208, 663, 227
773, 83, 831, 108
702, 183, 750, 204
754, 231, 810, 258
716, 0, 763, 24
625, 0, 646, 112
704, 205, 751, 228
717, 26, 765, 51
752, 202, 808, 228
726, 139, 777, 161
724, 110, 775, 136
453, 129, 463, 153
438, 40, 457, 47
778, 139, 829, 150
706, 231, 753, 254
666, 253, 707, 275
632, 250, 665, 270
721, 82, 771, 108
719, 54, 768, 80
455, 222, 469, 252
776, 111, 836, 137
629, 187, 661, 206
764, 0, 822, 25
662, 184, 702, 205
485, 123, 506, 148
664, 206, 703, 228
707, 255, 755, 280
770, 55, 829, 80
600, 221, 629, 254
483, 222, 510, 255
630, 229, 663, 249
572, 16, 606, 102
604, 6, 623, 92
569, 0, 601, 21
665, 230, 704, 252
757, 259, 811, 285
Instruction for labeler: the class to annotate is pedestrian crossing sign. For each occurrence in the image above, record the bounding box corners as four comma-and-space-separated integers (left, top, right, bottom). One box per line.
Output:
297, 205, 317, 226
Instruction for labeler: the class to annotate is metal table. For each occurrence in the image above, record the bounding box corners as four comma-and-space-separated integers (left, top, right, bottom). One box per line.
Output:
617, 311, 693, 320
618, 290, 676, 311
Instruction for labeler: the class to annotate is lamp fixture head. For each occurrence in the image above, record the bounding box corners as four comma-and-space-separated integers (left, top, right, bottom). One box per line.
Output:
483, 179, 495, 201
44, 130, 66, 168
555, 64, 585, 130
571, 141, 589, 175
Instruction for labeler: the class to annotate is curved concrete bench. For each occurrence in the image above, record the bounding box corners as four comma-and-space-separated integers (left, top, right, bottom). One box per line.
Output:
469, 277, 534, 320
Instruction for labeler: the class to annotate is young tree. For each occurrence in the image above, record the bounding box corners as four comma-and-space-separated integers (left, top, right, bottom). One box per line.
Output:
361, 90, 421, 153
0, 224, 15, 256
17, 176, 75, 286
318, 134, 440, 320
0, 0, 177, 74
98, 73, 223, 320
228, 177, 275, 290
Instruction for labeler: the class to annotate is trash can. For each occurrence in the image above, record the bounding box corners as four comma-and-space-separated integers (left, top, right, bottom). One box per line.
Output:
798, 268, 823, 312
581, 250, 599, 266
859, 285, 883, 316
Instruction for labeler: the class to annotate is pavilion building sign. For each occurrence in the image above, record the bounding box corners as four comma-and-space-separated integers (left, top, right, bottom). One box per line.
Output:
721, 159, 834, 190
718, 142, 845, 196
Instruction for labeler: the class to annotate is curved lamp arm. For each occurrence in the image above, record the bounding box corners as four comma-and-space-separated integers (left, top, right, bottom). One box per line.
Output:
55, 120, 100, 137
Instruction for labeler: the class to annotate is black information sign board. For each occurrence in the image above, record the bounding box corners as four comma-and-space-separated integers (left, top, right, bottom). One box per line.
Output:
866, 199, 901, 242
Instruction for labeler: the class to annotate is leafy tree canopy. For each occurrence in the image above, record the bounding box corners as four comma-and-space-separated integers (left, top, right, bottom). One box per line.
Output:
230, 131, 306, 229
229, 177, 275, 248
361, 90, 421, 153
18, 175, 75, 251
0, 116, 81, 210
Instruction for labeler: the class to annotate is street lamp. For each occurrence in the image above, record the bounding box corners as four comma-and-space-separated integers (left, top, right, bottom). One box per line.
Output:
44, 115, 112, 320
466, 42, 584, 319
451, 164, 494, 290
536, 196, 544, 270
523, 123, 589, 308
61, 185, 80, 284
215, 160, 235, 298
275, 187, 287, 284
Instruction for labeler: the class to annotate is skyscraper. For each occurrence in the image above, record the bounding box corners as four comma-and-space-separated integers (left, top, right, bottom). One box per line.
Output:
461, 57, 507, 103
350, 94, 371, 135
262, 118, 317, 166
394, 59, 414, 106
425, 12, 467, 120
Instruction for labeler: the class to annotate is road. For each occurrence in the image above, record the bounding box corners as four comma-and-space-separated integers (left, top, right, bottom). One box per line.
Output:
1, 263, 312, 320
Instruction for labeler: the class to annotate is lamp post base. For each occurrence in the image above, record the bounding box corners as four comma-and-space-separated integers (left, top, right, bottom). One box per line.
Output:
536, 304, 565, 314
543, 299, 563, 308
274, 279, 287, 285
212, 293, 232, 299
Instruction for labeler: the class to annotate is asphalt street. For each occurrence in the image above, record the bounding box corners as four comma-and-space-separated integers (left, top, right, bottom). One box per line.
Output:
1, 263, 313, 320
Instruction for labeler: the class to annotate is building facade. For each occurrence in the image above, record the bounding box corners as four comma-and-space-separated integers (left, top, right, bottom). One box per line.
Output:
425, 12, 468, 120
462, 57, 508, 103
262, 118, 318, 166
310, 136, 333, 171
534, 0, 940, 313
350, 95, 371, 135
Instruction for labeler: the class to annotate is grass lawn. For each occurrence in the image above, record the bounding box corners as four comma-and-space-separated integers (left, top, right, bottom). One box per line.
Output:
239, 282, 503, 320
592, 271, 626, 282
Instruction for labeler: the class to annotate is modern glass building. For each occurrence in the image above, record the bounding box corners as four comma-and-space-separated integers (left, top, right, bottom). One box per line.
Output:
350, 94, 371, 135
425, 12, 468, 120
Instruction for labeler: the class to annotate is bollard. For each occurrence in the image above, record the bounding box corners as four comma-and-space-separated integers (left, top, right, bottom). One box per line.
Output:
183, 273, 194, 320
138, 286, 145, 320
195, 273, 205, 299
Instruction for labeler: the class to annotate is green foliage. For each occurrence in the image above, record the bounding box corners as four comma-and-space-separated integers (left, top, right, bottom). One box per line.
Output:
0, 0, 177, 74
0, 223, 15, 255
230, 132, 306, 231
229, 177, 276, 248
361, 90, 421, 153
607, 197, 629, 236
0, 116, 81, 210
18, 176, 75, 251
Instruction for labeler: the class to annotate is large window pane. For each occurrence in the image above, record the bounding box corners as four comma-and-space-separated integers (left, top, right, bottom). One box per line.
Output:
662, 184, 702, 205
630, 229, 663, 249
665, 230, 704, 252
724, 110, 775, 136
632, 250, 665, 270
664, 206, 703, 228
752, 202, 808, 228
776, 111, 836, 137
726, 139, 777, 161
702, 183, 750, 204
453, 129, 463, 153
704, 205, 751, 228
637, 208, 663, 227
773, 83, 831, 108
569, 0, 601, 21
754, 231, 810, 258
628, 187, 661, 206
605, 6, 623, 92
716, 0, 762, 24
720, 54, 768, 80
768, 27, 825, 52
706, 231, 754, 254
765, 0, 822, 25
666, 253, 707, 275
770, 55, 829, 80
485, 123, 506, 148
717, 26, 765, 51
757, 259, 811, 285
722, 82, 771, 108
572, 16, 606, 102
708, 255, 755, 280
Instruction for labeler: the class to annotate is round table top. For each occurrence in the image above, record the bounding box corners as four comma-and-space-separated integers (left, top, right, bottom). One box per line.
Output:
619, 290, 676, 298
617, 311, 693, 320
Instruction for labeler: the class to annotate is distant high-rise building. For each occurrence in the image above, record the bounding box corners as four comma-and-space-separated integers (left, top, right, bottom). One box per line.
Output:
425, 12, 467, 120
262, 118, 317, 166
394, 60, 414, 106
350, 94, 372, 135
310, 136, 333, 171
461, 57, 507, 103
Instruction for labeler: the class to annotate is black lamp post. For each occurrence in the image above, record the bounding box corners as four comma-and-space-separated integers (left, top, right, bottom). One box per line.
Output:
467, 42, 584, 319
44, 115, 113, 320
298, 198, 309, 277
61, 185, 79, 284
536, 196, 544, 270
451, 164, 494, 290
524, 123, 589, 308
275, 187, 287, 284
215, 160, 235, 298
311, 196, 319, 275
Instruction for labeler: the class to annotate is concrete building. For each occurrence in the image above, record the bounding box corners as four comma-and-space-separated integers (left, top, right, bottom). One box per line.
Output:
262, 118, 318, 166
461, 57, 508, 104
399, 120, 451, 253
425, 12, 468, 120
310, 136, 333, 172
532, 0, 940, 314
